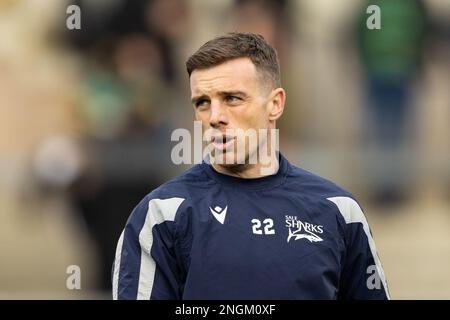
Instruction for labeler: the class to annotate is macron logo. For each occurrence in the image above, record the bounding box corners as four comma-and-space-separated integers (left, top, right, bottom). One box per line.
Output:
209, 205, 227, 224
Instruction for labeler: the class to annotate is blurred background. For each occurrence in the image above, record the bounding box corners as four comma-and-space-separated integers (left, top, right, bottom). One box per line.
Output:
0, 0, 448, 299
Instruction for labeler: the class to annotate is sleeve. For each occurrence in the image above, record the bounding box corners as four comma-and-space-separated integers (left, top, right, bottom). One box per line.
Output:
328, 196, 390, 300
111, 195, 185, 300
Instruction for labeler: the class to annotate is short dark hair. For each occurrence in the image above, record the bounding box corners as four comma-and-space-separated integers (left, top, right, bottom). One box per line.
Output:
186, 32, 281, 88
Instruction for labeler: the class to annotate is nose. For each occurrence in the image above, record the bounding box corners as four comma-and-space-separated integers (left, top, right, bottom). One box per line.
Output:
209, 100, 228, 128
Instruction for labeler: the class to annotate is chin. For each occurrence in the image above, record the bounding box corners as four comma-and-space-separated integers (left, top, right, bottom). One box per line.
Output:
212, 150, 249, 166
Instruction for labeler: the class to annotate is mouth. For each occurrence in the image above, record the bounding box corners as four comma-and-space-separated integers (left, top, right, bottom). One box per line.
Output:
211, 135, 236, 151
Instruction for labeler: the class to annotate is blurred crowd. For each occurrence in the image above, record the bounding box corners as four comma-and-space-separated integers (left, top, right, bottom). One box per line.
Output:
0, 0, 449, 298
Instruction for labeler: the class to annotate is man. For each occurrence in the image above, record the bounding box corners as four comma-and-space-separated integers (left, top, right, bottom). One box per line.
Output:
112, 32, 390, 299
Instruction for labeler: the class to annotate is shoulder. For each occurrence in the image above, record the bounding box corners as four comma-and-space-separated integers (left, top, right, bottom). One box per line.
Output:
285, 163, 373, 248
127, 163, 210, 222
149, 163, 211, 199
286, 163, 368, 225
286, 163, 354, 199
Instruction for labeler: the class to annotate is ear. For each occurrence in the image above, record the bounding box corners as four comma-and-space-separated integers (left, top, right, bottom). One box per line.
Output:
267, 88, 286, 122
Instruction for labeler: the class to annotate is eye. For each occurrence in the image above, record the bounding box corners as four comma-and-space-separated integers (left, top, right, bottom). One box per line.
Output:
195, 99, 210, 109
225, 95, 241, 104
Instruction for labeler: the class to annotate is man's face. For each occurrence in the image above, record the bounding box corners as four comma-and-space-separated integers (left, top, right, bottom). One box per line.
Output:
190, 57, 275, 167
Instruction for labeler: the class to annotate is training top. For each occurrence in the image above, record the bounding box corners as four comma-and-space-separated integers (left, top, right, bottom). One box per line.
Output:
112, 153, 390, 299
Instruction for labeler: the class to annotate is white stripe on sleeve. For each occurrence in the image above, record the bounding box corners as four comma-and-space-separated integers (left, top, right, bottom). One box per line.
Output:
137, 197, 185, 300
327, 196, 390, 299
112, 230, 125, 300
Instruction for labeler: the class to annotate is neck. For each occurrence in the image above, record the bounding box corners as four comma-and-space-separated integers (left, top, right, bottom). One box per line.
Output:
211, 150, 279, 179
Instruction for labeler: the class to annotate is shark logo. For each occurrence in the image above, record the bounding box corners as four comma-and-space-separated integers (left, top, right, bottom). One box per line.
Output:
285, 215, 324, 243
287, 227, 323, 243
209, 205, 227, 224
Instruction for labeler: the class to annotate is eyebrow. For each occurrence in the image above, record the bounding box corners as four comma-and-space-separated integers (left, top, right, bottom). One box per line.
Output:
191, 91, 248, 104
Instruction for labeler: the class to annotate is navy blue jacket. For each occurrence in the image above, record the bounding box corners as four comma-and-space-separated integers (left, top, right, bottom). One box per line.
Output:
112, 154, 390, 299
